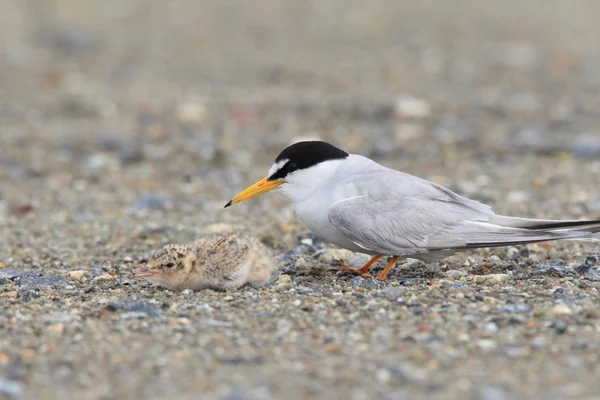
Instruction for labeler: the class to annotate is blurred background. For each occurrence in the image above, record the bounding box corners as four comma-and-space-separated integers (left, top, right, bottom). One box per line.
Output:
2, 0, 600, 259
2, 1, 600, 398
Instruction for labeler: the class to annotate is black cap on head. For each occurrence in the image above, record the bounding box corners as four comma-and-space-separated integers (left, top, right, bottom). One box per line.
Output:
268, 141, 349, 180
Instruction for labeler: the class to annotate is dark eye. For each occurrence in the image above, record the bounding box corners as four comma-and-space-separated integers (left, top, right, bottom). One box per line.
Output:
287, 162, 297, 170
165, 262, 175, 268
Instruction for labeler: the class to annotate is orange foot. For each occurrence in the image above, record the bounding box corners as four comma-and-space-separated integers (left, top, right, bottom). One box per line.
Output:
335, 255, 381, 278
376, 256, 403, 281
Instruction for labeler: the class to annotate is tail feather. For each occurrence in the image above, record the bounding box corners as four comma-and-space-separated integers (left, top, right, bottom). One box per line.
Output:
455, 216, 600, 249
490, 215, 600, 234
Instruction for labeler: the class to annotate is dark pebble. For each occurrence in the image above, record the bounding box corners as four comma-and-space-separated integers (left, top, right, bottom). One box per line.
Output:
528, 264, 575, 278
585, 266, 600, 282
17, 289, 41, 302
550, 319, 569, 334
400, 278, 427, 286
118, 141, 145, 164
18, 276, 68, 289
106, 299, 161, 317
0, 269, 43, 284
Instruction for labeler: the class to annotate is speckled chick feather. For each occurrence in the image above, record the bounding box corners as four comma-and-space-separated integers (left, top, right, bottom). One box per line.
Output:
135, 233, 277, 291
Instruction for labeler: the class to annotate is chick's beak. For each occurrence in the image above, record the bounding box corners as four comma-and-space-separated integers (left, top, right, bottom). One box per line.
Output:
224, 176, 284, 208
134, 267, 160, 278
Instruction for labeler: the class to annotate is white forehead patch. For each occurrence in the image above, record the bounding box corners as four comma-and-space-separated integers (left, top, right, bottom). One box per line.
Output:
268, 159, 288, 178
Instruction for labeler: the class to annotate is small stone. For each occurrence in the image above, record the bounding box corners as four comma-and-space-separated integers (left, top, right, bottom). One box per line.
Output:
585, 266, 600, 282
552, 303, 573, 316
319, 248, 353, 264
475, 386, 509, 400
497, 303, 532, 314
176, 99, 207, 125
300, 238, 313, 246
395, 95, 431, 119
120, 312, 149, 320
47, 323, 65, 335
0, 379, 25, 398
294, 257, 310, 271
66, 270, 87, 281
276, 274, 293, 290
118, 141, 145, 164
484, 322, 499, 334
350, 276, 379, 289
0, 269, 42, 284
550, 319, 569, 334
0, 262, 5, 269
507, 247, 520, 260
480, 274, 511, 285
477, 339, 497, 351
19, 276, 68, 289
445, 269, 466, 279
93, 273, 115, 282
17, 289, 40, 302
130, 194, 170, 211
347, 253, 372, 268
380, 286, 407, 301
322, 343, 343, 354
106, 299, 161, 317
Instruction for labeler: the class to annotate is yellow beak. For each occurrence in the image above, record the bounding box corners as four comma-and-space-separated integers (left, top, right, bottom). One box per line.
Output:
224, 176, 284, 208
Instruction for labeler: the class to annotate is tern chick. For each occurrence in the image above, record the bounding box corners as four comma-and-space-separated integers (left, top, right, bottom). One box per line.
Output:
135, 233, 277, 291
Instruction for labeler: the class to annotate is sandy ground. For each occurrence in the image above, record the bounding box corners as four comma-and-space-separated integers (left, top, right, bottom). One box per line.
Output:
1, 1, 600, 399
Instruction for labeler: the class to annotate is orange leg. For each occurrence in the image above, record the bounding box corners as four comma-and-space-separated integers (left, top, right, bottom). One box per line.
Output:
336, 255, 382, 278
376, 256, 403, 281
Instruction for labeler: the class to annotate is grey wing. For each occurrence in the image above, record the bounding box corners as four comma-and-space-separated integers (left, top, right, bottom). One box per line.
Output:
328, 169, 575, 257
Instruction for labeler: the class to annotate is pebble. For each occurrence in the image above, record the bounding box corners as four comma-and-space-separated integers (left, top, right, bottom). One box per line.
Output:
497, 303, 532, 314
551, 303, 573, 316
318, 249, 353, 264
394, 95, 431, 119
130, 194, 170, 211
585, 266, 600, 282
445, 269, 466, 279
380, 286, 407, 301
477, 339, 498, 351
0, 269, 43, 283
93, 273, 115, 282
276, 274, 293, 291
294, 257, 310, 271
550, 319, 569, 334
0, 262, 5, 269
19, 276, 68, 289
106, 299, 161, 317
66, 270, 87, 281
347, 253, 372, 268
350, 276, 380, 289
176, 99, 207, 125
484, 322, 499, 334
0, 379, 25, 398
474, 386, 509, 400
471, 274, 511, 285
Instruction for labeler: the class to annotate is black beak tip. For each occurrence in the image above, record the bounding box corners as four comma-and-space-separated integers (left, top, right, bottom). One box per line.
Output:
224, 200, 232, 208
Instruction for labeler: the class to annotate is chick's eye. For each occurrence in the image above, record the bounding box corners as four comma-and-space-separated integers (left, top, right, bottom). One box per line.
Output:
165, 262, 175, 268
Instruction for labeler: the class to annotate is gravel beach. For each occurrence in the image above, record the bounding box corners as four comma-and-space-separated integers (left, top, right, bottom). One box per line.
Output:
2, 1, 600, 399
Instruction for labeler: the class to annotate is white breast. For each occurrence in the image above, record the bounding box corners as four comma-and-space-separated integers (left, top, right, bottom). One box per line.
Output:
293, 176, 369, 253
